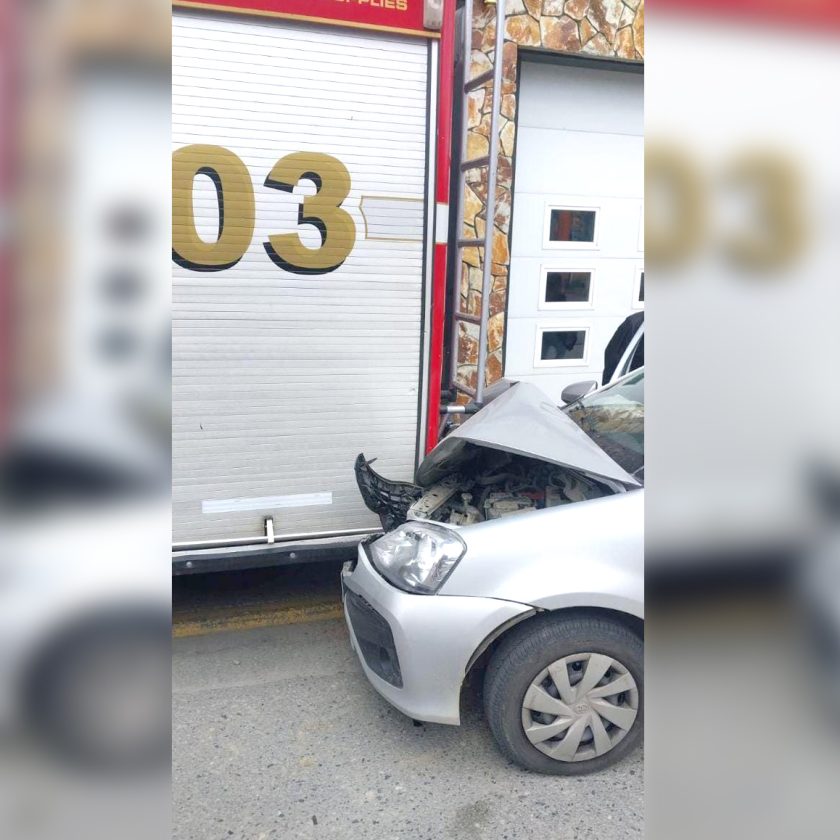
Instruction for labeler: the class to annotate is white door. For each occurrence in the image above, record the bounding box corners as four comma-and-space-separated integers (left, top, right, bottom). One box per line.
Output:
505, 60, 643, 402
172, 12, 431, 545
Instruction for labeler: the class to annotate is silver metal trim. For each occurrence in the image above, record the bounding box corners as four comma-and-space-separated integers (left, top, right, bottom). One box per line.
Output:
449, 0, 474, 388
448, 0, 506, 406
418, 39, 439, 468
461, 155, 490, 171
454, 381, 477, 397
465, 68, 494, 90
475, 0, 506, 405
172, 527, 381, 553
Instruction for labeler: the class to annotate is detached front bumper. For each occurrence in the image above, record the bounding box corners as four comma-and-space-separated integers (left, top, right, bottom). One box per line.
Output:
341, 542, 533, 725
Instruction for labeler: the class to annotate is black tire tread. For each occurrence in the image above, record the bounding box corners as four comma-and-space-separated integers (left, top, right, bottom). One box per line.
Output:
483, 611, 643, 775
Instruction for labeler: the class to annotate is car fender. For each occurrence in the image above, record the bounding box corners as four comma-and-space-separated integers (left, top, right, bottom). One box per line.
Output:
440, 490, 643, 619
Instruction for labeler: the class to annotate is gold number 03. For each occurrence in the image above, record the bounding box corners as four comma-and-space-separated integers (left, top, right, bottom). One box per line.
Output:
264, 152, 356, 275
172, 147, 355, 275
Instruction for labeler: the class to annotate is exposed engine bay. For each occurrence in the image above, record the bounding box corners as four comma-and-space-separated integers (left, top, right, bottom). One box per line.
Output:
355, 446, 611, 531
354, 380, 640, 531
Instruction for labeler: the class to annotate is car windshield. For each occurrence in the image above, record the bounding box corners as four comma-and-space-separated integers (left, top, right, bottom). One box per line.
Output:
565, 369, 644, 479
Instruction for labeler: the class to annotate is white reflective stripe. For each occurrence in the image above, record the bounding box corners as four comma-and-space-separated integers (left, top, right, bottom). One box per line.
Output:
202, 493, 333, 514
435, 202, 449, 243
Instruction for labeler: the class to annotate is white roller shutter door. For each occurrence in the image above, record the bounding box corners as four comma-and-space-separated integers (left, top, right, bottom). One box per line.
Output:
506, 60, 643, 402
172, 12, 430, 544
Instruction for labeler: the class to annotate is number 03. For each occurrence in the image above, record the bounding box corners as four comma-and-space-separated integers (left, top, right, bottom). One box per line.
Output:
172, 146, 357, 275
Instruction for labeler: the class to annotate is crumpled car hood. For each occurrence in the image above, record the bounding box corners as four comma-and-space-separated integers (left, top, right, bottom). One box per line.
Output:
417, 382, 641, 489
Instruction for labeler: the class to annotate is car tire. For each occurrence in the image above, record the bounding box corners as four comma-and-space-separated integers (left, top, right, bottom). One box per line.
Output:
483, 611, 643, 775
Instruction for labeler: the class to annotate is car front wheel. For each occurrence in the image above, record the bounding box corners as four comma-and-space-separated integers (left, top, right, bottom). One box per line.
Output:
483, 612, 643, 775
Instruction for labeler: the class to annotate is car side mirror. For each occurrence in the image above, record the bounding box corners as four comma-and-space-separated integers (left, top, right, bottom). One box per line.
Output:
561, 380, 598, 404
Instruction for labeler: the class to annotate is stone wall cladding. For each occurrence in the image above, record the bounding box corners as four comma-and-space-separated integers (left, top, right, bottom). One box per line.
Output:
456, 0, 644, 394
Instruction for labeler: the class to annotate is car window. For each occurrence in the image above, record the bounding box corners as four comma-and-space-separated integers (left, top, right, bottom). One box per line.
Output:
616, 329, 644, 381
628, 333, 644, 373
565, 369, 644, 478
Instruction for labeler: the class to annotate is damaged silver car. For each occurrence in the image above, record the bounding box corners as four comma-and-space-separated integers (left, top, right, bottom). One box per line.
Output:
356, 375, 642, 531
342, 369, 644, 775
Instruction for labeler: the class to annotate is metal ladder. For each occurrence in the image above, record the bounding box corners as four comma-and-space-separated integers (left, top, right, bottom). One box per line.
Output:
446, 0, 507, 410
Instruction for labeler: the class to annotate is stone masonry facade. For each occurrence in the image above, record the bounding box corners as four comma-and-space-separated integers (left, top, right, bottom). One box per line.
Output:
456, 0, 644, 395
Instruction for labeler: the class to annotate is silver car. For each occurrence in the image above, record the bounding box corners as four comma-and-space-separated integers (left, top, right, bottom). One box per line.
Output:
342, 369, 644, 775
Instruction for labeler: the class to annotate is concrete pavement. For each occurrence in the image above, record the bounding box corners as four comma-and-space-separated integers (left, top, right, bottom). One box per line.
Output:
173, 616, 644, 840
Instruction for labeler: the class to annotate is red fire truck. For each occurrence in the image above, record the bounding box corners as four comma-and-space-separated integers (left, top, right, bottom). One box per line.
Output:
172, 0, 457, 571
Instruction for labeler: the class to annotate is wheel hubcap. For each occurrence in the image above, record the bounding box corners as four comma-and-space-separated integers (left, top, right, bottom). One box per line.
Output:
520, 652, 639, 762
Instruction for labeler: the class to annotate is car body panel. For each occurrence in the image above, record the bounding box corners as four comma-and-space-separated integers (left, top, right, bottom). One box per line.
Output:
415, 382, 640, 489
440, 490, 644, 617
341, 546, 533, 725
341, 489, 643, 725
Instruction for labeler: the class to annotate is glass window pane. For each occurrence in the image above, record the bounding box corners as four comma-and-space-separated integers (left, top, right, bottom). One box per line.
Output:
630, 334, 644, 370
540, 330, 586, 361
544, 271, 591, 303
567, 369, 644, 476
548, 209, 596, 243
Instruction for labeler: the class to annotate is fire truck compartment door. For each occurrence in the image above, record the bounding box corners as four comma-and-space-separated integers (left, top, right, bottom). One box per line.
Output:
172, 13, 430, 544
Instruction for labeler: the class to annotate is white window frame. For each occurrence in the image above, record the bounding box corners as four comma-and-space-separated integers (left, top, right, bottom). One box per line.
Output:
542, 203, 601, 250
533, 322, 591, 368
632, 263, 645, 309
538, 265, 596, 311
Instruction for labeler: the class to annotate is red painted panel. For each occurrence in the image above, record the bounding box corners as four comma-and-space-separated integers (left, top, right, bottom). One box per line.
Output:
174, 0, 434, 37
425, 0, 455, 454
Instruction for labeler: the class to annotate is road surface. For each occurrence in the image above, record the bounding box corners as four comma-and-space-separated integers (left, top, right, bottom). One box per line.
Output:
173, 604, 643, 840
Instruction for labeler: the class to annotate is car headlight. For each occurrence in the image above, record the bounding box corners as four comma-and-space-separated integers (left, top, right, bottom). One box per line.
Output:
368, 522, 466, 594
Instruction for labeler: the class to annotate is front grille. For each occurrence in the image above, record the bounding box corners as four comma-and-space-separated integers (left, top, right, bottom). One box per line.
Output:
345, 589, 403, 688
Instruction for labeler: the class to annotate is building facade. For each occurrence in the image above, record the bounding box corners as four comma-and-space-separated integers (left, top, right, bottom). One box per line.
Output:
455, 0, 644, 402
